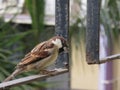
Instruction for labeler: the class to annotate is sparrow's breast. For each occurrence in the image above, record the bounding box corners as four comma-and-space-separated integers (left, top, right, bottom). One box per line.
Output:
26, 47, 59, 70
37, 49, 58, 69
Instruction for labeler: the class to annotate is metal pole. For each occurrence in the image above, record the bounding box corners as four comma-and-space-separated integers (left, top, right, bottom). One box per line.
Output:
55, 0, 69, 67
86, 0, 101, 64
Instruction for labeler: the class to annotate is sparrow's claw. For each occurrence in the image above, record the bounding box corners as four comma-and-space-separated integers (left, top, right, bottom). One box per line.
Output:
40, 69, 56, 75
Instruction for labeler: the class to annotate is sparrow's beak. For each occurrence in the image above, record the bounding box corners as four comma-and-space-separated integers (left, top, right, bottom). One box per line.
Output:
63, 47, 68, 53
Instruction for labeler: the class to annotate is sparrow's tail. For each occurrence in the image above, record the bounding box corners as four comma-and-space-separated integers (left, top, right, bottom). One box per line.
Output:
3, 68, 23, 82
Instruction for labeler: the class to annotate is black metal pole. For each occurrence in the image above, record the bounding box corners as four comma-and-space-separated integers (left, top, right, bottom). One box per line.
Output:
86, 0, 101, 64
55, 0, 69, 67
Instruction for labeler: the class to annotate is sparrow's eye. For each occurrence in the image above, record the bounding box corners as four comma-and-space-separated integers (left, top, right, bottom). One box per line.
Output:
62, 42, 68, 48
47, 43, 54, 48
63, 47, 68, 53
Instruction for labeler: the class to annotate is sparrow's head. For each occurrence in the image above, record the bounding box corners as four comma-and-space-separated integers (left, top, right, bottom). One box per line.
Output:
51, 36, 68, 53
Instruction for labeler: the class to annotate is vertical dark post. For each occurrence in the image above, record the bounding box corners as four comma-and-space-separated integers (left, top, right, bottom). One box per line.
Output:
55, 0, 69, 67
86, 0, 101, 64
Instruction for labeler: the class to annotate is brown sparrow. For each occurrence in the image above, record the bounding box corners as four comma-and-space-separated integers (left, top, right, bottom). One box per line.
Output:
3, 36, 68, 82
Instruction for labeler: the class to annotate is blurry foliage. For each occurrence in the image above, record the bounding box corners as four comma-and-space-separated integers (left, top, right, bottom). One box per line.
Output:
25, 0, 45, 44
101, 0, 120, 41
0, 19, 34, 90
70, 0, 86, 46
70, 0, 120, 46
0, 0, 47, 90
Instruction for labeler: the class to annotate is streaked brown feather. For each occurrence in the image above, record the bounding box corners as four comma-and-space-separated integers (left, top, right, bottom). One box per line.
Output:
17, 51, 51, 67
31, 41, 47, 52
17, 40, 55, 67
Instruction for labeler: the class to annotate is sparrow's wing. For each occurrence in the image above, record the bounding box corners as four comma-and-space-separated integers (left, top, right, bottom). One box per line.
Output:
17, 41, 52, 67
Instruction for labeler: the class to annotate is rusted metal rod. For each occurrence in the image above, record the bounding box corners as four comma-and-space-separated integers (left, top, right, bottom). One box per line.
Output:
55, 0, 69, 67
86, 0, 101, 64
100, 54, 120, 64
0, 69, 68, 89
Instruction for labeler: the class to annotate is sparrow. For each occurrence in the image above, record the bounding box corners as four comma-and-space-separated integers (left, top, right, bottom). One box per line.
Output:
3, 36, 68, 82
